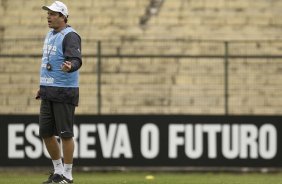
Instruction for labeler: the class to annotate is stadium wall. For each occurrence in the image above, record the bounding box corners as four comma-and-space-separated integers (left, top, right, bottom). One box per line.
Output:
1, 0, 282, 40
1, 39, 282, 115
1, 0, 282, 115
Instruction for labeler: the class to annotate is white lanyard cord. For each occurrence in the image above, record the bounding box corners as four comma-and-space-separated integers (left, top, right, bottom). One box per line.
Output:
47, 32, 59, 63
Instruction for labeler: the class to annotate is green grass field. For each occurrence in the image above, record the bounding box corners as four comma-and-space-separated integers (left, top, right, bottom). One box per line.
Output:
0, 171, 282, 184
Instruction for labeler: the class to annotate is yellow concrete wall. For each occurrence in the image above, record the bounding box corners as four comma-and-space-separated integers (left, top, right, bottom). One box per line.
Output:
1, 0, 282, 40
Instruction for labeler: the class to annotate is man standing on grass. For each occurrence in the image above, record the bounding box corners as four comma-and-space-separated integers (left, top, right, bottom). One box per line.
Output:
36, 1, 82, 183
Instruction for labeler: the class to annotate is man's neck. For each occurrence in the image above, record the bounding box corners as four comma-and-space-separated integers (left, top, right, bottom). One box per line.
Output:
54, 24, 68, 33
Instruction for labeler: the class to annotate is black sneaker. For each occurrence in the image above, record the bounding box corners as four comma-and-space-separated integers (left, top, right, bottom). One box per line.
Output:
42, 172, 54, 184
42, 173, 65, 183
61, 176, 74, 183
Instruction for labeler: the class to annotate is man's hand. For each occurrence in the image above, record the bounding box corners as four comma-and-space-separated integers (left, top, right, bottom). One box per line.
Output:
35, 89, 40, 100
61, 61, 72, 72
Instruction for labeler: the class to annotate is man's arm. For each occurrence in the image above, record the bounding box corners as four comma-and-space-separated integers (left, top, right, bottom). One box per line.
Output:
62, 32, 82, 72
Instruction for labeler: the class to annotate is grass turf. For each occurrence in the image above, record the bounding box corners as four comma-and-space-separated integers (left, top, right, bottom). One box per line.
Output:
0, 171, 281, 184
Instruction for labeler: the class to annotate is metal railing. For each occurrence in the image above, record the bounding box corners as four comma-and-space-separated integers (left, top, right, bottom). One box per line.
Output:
1, 39, 282, 115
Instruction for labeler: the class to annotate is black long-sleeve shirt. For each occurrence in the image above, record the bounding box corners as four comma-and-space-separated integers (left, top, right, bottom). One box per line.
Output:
63, 31, 82, 72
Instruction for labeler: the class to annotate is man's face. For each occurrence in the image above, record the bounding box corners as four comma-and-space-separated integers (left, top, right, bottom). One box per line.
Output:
47, 10, 65, 29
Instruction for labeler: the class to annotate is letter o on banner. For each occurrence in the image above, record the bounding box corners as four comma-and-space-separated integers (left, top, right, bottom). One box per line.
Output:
141, 123, 160, 159
259, 124, 277, 159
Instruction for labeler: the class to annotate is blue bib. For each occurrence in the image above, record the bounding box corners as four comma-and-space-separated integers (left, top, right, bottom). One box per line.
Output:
40, 27, 79, 87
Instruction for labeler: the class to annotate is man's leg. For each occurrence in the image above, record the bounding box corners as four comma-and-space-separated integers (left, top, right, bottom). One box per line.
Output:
40, 100, 64, 176
62, 137, 74, 180
62, 137, 74, 163
43, 136, 64, 175
43, 136, 61, 160
53, 102, 76, 181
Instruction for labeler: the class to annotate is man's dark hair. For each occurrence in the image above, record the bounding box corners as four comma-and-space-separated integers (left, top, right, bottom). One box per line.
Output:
59, 13, 68, 23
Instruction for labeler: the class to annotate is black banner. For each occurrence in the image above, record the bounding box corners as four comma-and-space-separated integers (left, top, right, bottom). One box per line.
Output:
0, 115, 281, 167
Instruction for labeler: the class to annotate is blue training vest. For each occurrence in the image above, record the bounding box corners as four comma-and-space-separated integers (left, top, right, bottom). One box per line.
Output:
40, 27, 79, 87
